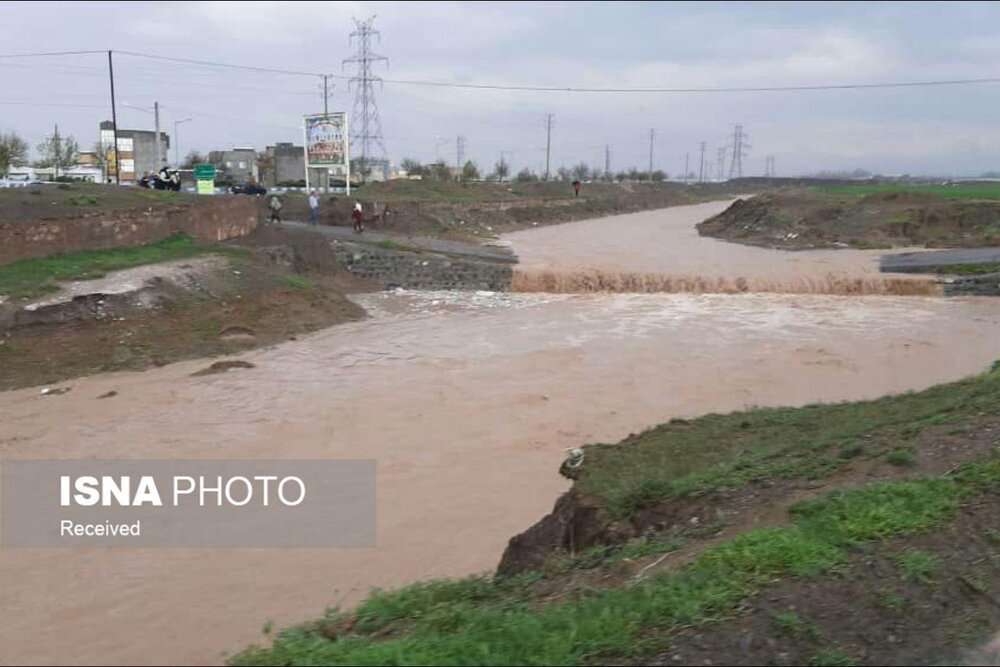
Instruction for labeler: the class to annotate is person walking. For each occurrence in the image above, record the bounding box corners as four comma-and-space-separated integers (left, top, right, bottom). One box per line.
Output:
308, 190, 320, 225
351, 202, 364, 233
268, 193, 283, 225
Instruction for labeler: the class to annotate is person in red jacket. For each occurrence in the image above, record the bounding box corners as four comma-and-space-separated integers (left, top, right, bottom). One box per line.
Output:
351, 202, 364, 233
572, 180, 582, 197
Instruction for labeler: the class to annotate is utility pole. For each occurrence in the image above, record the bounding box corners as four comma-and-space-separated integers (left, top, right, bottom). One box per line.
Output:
174, 117, 192, 167
544, 113, 554, 181
698, 141, 706, 183
456, 135, 465, 174
648, 128, 655, 179
107, 50, 120, 185
604, 143, 611, 180
684, 152, 690, 184
716, 146, 727, 181
154, 101, 162, 173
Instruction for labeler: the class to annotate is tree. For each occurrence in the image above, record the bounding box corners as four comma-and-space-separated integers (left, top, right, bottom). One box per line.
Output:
400, 157, 424, 177
515, 167, 538, 182
651, 170, 667, 182
36, 125, 78, 179
556, 166, 572, 182
181, 150, 206, 169
461, 160, 480, 182
426, 160, 451, 181
256, 151, 274, 185
0, 130, 29, 178
493, 159, 509, 183
571, 162, 590, 182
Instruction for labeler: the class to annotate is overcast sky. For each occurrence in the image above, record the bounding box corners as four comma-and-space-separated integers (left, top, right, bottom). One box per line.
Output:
4, 1, 1000, 177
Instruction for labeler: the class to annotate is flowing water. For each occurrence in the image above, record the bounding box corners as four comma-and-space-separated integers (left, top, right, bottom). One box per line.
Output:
506, 199, 939, 295
2, 201, 1000, 665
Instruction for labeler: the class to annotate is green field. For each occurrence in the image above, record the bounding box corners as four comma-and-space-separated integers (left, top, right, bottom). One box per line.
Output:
0, 233, 241, 298
814, 182, 1000, 200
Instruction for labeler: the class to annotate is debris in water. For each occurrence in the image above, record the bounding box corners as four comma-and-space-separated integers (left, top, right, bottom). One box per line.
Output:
40, 387, 71, 396
97, 390, 118, 399
191, 360, 256, 376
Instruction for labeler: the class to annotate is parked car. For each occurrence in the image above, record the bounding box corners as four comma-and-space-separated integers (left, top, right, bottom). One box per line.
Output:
231, 183, 267, 196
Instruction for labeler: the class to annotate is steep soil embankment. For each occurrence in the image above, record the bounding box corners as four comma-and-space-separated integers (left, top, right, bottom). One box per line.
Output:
699, 191, 1000, 250
0, 226, 369, 390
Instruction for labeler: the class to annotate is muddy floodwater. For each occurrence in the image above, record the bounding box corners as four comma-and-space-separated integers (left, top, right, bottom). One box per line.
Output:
3, 201, 1000, 665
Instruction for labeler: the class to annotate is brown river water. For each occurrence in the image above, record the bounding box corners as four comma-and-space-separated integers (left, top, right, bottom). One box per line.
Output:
2, 200, 1000, 665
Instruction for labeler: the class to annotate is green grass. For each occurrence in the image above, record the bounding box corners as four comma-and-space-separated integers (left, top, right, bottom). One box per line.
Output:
0, 233, 236, 298
230, 456, 999, 666
374, 240, 416, 252
875, 591, 910, 612
575, 364, 1000, 518
281, 274, 313, 291
886, 448, 918, 467
895, 549, 937, 584
772, 611, 819, 640
545, 535, 685, 574
812, 647, 857, 667
936, 263, 1000, 276
815, 183, 1000, 201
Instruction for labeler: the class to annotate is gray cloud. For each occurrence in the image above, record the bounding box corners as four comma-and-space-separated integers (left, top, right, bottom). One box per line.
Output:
3, 1, 1000, 176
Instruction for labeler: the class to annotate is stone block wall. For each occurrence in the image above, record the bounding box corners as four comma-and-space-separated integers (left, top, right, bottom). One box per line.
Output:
0, 196, 258, 265
330, 240, 513, 292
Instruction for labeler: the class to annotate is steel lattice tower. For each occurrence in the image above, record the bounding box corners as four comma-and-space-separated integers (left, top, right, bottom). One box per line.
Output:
343, 15, 388, 179
728, 124, 750, 179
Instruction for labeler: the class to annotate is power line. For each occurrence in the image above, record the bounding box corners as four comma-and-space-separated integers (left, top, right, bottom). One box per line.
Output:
7, 49, 1000, 94
0, 49, 105, 59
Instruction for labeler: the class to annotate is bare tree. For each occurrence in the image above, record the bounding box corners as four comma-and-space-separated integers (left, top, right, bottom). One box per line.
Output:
493, 159, 510, 183
461, 160, 480, 182
400, 157, 423, 177
515, 167, 538, 182
571, 162, 590, 182
256, 151, 275, 185
181, 150, 206, 169
36, 125, 78, 179
0, 130, 29, 178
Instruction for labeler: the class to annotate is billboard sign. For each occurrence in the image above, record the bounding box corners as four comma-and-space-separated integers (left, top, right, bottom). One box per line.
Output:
304, 113, 348, 167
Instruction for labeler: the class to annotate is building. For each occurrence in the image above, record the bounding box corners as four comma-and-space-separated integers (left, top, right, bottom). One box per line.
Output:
263, 143, 306, 186
99, 121, 170, 183
208, 147, 257, 183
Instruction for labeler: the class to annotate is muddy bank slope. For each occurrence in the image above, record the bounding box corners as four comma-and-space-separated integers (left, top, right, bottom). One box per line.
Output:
698, 187, 1000, 250
0, 226, 368, 390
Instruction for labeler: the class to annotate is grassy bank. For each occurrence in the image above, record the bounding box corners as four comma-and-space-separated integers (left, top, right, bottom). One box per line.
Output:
816, 182, 1000, 201
698, 185, 1000, 249
0, 233, 233, 298
0, 182, 201, 224
231, 365, 1000, 666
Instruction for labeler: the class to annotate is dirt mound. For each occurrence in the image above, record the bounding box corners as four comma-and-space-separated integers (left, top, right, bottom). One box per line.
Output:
699, 191, 1000, 250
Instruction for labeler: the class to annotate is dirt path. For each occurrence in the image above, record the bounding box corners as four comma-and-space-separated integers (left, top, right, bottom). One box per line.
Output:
2, 202, 1000, 665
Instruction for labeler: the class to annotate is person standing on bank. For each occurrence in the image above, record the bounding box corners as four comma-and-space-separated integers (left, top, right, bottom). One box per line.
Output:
268, 194, 283, 225
352, 202, 364, 233
308, 190, 320, 225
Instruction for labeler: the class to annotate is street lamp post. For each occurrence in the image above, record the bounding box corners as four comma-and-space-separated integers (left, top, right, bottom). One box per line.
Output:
174, 118, 193, 167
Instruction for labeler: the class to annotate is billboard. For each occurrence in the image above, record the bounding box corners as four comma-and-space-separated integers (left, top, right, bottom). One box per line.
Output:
304, 113, 348, 167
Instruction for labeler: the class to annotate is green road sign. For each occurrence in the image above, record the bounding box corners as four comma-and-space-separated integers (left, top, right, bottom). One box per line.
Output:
194, 164, 216, 180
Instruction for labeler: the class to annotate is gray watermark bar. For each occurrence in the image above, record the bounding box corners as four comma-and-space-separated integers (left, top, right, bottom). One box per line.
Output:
1, 460, 376, 548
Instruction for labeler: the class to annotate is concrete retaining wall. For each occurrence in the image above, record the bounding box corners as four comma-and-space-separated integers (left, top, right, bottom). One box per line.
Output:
330, 239, 512, 291
0, 196, 258, 265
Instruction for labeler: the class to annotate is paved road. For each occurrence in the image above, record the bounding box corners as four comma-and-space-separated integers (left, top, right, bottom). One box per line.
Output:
283, 221, 518, 264
881, 247, 1000, 273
